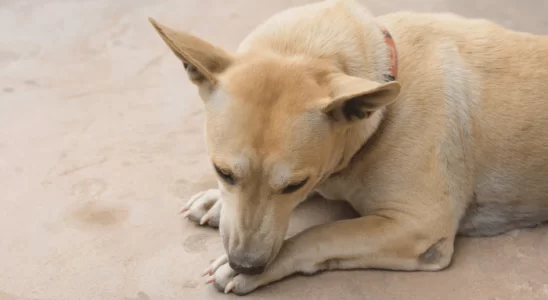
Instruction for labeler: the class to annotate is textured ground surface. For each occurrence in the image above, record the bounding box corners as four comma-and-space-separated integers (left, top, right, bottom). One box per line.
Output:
1, 0, 548, 299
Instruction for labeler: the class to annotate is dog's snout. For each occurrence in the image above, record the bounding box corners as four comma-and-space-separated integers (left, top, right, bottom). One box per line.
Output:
228, 255, 266, 275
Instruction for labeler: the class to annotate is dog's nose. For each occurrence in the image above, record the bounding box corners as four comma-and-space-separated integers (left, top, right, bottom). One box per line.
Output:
228, 256, 266, 275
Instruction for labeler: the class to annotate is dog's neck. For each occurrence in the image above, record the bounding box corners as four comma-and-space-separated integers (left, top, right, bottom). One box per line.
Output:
332, 108, 387, 175
329, 26, 398, 176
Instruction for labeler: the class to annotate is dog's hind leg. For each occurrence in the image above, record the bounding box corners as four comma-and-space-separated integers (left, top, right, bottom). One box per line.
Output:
208, 213, 455, 295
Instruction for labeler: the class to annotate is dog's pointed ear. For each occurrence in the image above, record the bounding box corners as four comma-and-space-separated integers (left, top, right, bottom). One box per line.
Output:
320, 74, 400, 121
148, 17, 232, 87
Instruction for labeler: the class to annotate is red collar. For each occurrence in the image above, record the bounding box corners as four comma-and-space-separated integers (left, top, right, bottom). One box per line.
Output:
379, 26, 398, 81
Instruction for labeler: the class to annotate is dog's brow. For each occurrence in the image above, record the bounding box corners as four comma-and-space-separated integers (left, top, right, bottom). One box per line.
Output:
211, 155, 251, 179
268, 164, 308, 189
230, 155, 253, 178
267, 163, 290, 188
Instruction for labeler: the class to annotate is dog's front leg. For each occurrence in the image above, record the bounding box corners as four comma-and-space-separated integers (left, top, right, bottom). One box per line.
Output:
207, 215, 455, 295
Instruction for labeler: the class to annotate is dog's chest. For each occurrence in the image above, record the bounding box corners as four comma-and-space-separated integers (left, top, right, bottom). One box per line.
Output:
315, 178, 348, 201
315, 175, 368, 212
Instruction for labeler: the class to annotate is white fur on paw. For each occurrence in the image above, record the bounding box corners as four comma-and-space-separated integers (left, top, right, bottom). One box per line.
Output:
181, 189, 222, 227
205, 255, 261, 295
210, 262, 237, 292
202, 254, 228, 276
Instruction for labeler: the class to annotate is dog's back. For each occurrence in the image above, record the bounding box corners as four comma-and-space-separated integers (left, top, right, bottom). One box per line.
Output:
378, 12, 548, 235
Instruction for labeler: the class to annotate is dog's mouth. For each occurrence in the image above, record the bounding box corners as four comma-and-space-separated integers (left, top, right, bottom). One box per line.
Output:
229, 261, 266, 275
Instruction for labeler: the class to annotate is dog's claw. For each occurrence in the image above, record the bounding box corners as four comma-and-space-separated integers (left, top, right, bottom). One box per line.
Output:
205, 275, 216, 284
202, 267, 212, 277
209, 254, 229, 274
199, 214, 210, 225
180, 207, 189, 213
224, 280, 236, 294
182, 211, 190, 218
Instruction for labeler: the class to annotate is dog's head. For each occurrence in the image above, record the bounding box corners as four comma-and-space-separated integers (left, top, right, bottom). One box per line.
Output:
150, 18, 400, 274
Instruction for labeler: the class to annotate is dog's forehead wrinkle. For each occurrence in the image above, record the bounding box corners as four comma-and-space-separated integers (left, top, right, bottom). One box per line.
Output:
222, 57, 328, 105
212, 101, 324, 146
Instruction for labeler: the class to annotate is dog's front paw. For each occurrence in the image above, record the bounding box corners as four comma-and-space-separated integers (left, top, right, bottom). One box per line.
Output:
203, 255, 263, 295
180, 189, 222, 228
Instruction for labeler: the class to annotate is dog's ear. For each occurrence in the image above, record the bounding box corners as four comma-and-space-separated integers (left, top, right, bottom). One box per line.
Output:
148, 17, 232, 87
321, 74, 400, 121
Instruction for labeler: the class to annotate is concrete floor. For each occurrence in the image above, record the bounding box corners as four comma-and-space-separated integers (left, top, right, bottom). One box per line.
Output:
1, 0, 548, 299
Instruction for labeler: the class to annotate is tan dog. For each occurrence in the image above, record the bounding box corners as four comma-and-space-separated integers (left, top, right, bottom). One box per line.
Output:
149, 0, 548, 295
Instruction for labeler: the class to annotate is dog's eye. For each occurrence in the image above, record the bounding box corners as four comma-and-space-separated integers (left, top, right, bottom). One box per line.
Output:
281, 178, 309, 194
214, 165, 236, 185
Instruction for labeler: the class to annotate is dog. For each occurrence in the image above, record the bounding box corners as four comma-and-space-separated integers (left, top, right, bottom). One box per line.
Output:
149, 0, 548, 295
